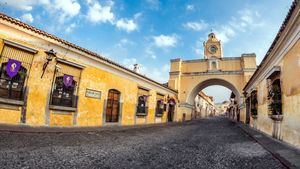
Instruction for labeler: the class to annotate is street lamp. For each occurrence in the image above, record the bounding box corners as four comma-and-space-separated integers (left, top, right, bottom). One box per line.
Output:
41, 49, 56, 78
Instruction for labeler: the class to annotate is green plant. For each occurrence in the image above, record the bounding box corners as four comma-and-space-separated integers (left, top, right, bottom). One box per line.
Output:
251, 108, 257, 116
250, 92, 258, 116
268, 84, 282, 115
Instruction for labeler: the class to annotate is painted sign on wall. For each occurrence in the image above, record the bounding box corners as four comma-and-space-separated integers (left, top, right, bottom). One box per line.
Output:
85, 89, 101, 99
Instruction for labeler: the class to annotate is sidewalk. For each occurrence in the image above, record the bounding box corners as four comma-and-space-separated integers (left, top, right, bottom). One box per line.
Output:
0, 121, 188, 133
238, 123, 300, 169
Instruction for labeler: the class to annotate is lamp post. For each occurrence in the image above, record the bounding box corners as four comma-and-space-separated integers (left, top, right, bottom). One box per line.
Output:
41, 49, 56, 78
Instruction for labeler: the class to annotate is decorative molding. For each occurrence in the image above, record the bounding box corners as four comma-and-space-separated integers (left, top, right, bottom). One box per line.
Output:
241, 53, 256, 57
266, 66, 281, 79
3, 39, 38, 54
170, 58, 182, 62
0, 97, 24, 106
0, 14, 177, 95
56, 58, 85, 69
178, 102, 193, 108
169, 71, 180, 75
182, 59, 207, 63
49, 105, 77, 112
182, 70, 244, 76
244, 4, 300, 92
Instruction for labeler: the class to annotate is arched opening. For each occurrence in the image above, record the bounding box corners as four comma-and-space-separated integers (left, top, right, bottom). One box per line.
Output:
187, 78, 241, 119
105, 89, 121, 123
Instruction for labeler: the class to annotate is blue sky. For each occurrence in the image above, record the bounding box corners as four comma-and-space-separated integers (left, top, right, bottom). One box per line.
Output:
0, 0, 293, 103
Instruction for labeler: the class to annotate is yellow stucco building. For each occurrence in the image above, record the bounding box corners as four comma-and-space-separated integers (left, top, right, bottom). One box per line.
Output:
243, 1, 300, 148
168, 32, 257, 122
0, 13, 177, 127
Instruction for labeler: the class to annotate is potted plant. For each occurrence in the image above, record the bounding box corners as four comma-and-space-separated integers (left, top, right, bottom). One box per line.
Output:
250, 92, 258, 119
268, 84, 283, 121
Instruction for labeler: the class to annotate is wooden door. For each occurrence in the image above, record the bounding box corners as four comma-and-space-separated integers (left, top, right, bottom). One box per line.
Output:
106, 89, 120, 122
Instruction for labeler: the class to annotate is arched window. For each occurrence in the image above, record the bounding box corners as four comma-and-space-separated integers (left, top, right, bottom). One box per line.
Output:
51, 76, 77, 107
106, 89, 121, 123
0, 62, 27, 100
268, 79, 282, 115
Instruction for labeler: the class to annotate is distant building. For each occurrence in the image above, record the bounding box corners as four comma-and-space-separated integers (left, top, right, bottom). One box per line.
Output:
194, 91, 215, 118
215, 101, 230, 115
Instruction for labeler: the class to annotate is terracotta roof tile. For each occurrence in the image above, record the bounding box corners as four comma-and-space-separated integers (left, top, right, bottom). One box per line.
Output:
0, 13, 177, 93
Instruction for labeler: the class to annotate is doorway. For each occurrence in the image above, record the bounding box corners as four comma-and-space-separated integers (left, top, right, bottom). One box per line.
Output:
106, 89, 121, 123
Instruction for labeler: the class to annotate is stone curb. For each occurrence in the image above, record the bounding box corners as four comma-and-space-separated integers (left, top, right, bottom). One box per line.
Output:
237, 122, 300, 169
0, 121, 190, 133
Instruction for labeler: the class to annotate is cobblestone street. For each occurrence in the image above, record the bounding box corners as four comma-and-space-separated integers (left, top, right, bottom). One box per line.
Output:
0, 117, 285, 169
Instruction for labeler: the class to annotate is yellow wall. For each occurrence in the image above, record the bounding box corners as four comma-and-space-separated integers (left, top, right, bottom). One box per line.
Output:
251, 39, 300, 148
0, 22, 177, 127
219, 59, 242, 71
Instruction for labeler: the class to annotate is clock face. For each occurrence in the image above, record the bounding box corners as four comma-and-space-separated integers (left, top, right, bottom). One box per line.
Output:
209, 45, 217, 54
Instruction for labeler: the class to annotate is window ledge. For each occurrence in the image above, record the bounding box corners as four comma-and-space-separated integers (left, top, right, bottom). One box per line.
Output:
156, 114, 163, 117
136, 113, 147, 116
49, 105, 77, 112
0, 97, 24, 106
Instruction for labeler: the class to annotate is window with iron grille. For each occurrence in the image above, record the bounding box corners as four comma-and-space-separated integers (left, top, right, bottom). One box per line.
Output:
155, 93, 164, 117
0, 44, 34, 101
136, 87, 149, 116
50, 62, 81, 108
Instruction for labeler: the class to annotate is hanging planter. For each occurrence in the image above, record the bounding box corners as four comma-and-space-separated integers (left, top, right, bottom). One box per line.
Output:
250, 91, 258, 118
268, 82, 283, 121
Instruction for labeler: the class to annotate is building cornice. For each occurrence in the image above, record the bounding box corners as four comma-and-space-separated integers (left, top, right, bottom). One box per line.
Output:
0, 13, 177, 94
244, 0, 300, 93
182, 70, 246, 76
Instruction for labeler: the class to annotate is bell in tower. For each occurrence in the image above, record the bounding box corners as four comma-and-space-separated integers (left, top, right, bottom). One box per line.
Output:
203, 32, 222, 59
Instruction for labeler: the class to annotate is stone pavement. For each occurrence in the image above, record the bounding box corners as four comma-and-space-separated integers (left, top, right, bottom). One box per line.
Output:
238, 123, 300, 169
0, 117, 288, 169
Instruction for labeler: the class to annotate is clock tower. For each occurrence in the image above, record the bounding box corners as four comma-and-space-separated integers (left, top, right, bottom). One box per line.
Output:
203, 32, 222, 59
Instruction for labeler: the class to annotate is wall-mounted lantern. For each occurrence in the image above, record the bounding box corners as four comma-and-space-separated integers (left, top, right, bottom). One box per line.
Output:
41, 49, 57, 78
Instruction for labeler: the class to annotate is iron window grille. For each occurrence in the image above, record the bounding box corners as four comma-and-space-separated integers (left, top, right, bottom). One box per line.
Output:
50, 76, 78, 108
155, 99, 164, 117
0, 45, 34, 101
50, 63, 81, 108
136, 95, 148, 116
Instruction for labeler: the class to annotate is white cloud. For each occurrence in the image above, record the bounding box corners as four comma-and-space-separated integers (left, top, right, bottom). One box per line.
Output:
53, 0, 81, 22
215, 26, 236, 43
116, 18, 137, 33
186, 4, 195, 11
153, 34, 178, 48
0, 0, 49, 11
122, 58, 138, 70
116, 38, 135, 47
86, 0, 114, 24
145, 46, 157, 59
213, 8, 263, 43
1, 0, 80, 23
20, 13, 34, 23
183, 20, 208, 31
121, 57, 169, 83
65, 23, 76, 33
193, 38, 205, 57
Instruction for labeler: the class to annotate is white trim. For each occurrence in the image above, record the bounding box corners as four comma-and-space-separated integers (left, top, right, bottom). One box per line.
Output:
56, 58, 85, 69
245, 13, 300, 93
3, 39, 38, 54
0, 21, 177, 95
